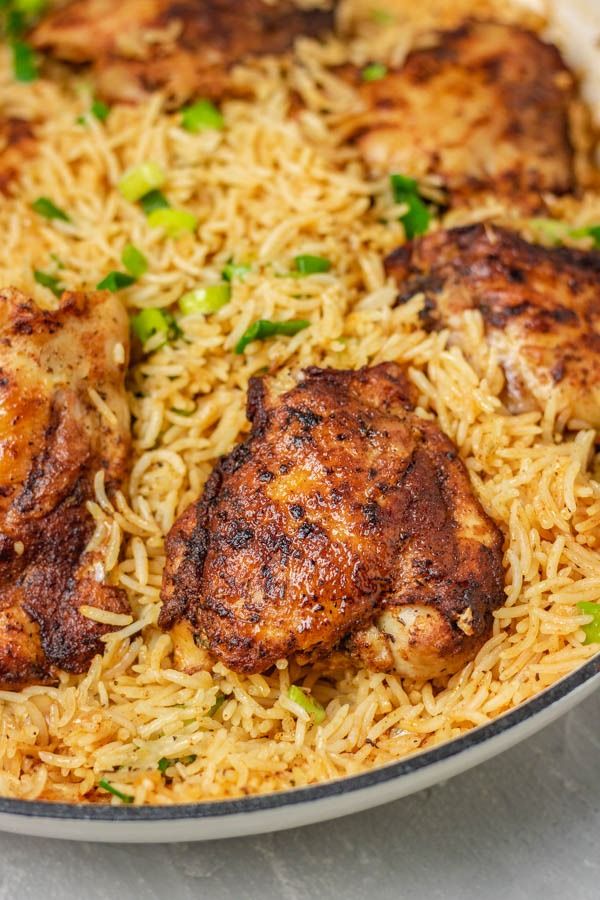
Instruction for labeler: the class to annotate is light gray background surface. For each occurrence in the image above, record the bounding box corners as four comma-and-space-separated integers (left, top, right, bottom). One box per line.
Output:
0, 689, 598, 900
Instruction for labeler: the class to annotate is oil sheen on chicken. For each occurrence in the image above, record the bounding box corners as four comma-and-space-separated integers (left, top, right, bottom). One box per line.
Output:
0, 288, 131, 688
31, 0, 336, 107
341, 21, 580, 210
385, 224, 600, 428
160, 364, 505, 680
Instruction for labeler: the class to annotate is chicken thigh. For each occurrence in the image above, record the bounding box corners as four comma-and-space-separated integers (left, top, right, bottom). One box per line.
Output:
160, 364, 504, 679
31, 0, 336, 106
0, 288, 130, 688
342, 21, 581, 210
385, 224, 600, 427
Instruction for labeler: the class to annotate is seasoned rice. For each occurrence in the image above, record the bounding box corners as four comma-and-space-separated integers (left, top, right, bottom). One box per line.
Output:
0, 0, 599, 805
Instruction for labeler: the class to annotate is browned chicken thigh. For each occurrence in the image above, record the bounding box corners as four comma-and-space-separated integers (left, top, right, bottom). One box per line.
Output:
160, 364, 504, 679
342, 21, 580, 210
31, 0, 336, 106
0, 288, 131, 688
385, 225, 600, 428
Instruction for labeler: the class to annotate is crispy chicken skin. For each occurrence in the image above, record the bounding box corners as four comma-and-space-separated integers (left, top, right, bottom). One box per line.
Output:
31, 0, 336, 106
342, 21, 577, 209
0, 288, 131, 688
160, 364, 504, 679
385, 224, 600, 428
0, 117, 36, 197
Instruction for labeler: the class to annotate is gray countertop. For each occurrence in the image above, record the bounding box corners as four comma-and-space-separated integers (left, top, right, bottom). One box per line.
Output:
1, 689, 599, 900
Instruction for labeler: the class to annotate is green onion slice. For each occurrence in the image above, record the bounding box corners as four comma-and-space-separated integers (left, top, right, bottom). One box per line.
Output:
31, 196, 70, 222
288, 685, 326, 725
98, 778, 134, 804
6, 10, 26, 40
362, 62, 388, 82
235, 318, 309, 354
14, 0, 47, 13
208, 691, 227, 717
121, 243, 148, 278
11, 41, 37, 81
390, 174, 430, 239
96, 271, 136, 292
222, 260, 251, 282
293, 254, 331, 275
119, 162, 165, 203
34, 269, 62, 297
370, 8, 395, 24
567, 224, 600, 247
157, 754, 197, 775
140, 189, 170, 215
181, 99, 224, 132
178, 284, 231, 316
390, 173, 418, 196
528, 218, 571, 245
529, 219, 600, 248
399, 193, 430, 239
147, 208, 197, 237
91, 98, 110, 122
131, 308, 177, 345
577, 602, 600, 645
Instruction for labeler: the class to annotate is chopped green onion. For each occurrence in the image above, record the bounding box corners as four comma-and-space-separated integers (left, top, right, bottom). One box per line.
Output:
288, 685, 326, 725
181, 99, 224, 132
171, 406, 195, 417
14, 0, 47, 13
140, 189, 170, 215
121, 243, 148, 278
222, 260, 251, 282
178, 284, 231, 316
147, 207, 197, 237
208, 691, 226, 717
78, 98, 110, 125
157, 754, 197, 776
293, 254, 331, 275
235, 318, 309, 354
119, 161, 165, 202
31, 196, 70, 222
568, 224, 600, 247
399, 193, 430, 239
577, 602, 600, 645
6, 10, 26, 39
96, 271, 136, 292
370, 8, 395, 25
98, 778, 134, 804
362, 62, 388, 82
12, 41, 37, 82
131, 308, 176, 345
529, 219, 600, 248
91, 98, 110, 121
157, 757, 170, 775
390, 174, 430, 239
528, 218, 571, 245
390, 173, 418, 196
34, 269, 62, 297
